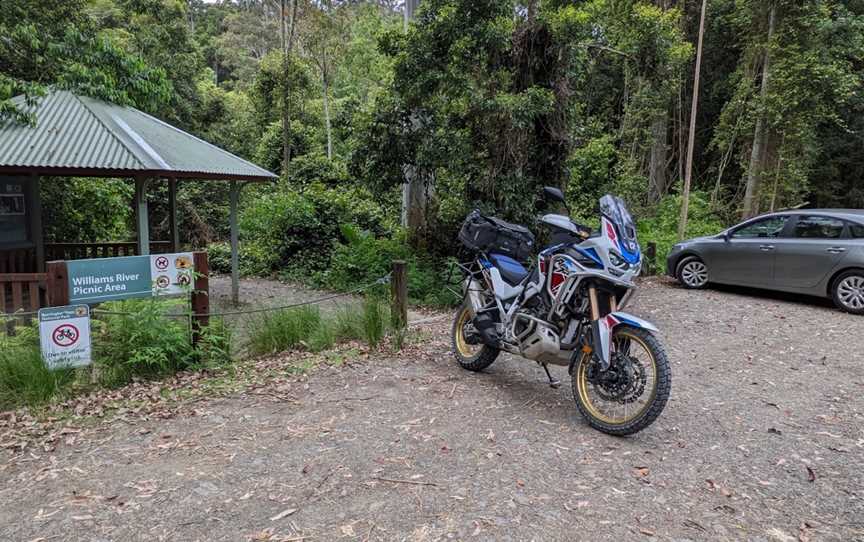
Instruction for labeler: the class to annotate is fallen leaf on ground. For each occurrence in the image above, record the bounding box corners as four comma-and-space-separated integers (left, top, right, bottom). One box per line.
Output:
806, 466, 816, 483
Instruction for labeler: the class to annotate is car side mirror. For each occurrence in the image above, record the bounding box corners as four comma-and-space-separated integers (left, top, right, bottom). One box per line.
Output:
543, 186, 566, 204
722, 231, 731, 242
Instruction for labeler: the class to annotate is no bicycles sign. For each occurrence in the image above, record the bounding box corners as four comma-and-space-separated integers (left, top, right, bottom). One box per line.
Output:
38, 305, 92, 370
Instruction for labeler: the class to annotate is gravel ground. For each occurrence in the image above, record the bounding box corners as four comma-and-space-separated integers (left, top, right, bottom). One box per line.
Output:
1, 278, 863, 541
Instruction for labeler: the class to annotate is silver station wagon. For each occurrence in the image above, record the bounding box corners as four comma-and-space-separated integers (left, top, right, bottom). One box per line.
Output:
667, 210, 864, 314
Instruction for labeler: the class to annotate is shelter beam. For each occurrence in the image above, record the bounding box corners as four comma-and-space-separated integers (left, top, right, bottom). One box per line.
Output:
168, 178, 179, 252
135, 177, 150, 255
229, 181, 244, 305
29, 174, 45, 271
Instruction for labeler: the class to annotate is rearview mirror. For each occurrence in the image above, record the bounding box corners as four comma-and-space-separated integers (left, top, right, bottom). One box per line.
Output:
543, 186, 566, 204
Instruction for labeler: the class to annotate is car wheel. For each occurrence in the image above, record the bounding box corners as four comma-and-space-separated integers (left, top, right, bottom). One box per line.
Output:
832, 270, 864, 315
676, 257, 709, 289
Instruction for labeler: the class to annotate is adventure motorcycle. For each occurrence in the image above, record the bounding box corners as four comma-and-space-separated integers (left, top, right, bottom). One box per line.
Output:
452, 187, 670, 436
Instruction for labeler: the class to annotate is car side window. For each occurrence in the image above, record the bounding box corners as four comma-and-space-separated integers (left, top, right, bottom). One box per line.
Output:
731, 216, 789, 239
850, 223, 864, 238
794, 216, 845, 239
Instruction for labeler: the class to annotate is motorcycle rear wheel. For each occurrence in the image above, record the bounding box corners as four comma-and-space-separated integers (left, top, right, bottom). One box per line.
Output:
451, 306, 499, 372
572, 325, 671, 436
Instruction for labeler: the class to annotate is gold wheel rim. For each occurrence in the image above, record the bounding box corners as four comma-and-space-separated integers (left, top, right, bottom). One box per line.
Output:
576, 330, 658, 425
454, 307, 479, 358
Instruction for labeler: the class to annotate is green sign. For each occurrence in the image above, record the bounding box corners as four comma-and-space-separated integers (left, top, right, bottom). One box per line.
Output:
68, 256, 152, 303
67, 253, 194, 304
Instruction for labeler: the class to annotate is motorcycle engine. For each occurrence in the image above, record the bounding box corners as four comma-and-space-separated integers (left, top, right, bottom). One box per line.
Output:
512, 312, 562, 364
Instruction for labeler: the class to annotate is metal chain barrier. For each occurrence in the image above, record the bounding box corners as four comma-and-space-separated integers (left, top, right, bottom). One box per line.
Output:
1, 274, 392, 326
87, 273, 392, 319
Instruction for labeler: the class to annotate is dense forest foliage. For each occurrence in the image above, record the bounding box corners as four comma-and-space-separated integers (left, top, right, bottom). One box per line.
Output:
2, 0, 864, 297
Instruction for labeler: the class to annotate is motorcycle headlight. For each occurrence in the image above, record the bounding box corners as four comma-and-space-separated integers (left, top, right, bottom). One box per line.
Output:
609, 250, 630, 270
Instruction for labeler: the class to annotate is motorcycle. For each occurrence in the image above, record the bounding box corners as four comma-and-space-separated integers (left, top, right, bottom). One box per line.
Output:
452, 187, 670, 435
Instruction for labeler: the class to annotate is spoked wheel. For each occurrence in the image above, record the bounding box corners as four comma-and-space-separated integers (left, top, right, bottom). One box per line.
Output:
572, 325, 671, 436
676, 256, 709, 289
451, 306, 499, 372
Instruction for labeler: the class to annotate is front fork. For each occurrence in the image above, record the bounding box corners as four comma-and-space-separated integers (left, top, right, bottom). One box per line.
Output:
581, 285, 659, 373
588, 286, 615, 371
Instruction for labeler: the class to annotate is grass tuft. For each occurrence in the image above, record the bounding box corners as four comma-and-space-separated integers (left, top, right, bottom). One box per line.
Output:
0, 324, 76, 409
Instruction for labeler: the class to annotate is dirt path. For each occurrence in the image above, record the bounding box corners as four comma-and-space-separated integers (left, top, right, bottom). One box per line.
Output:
2, 279, 863, 541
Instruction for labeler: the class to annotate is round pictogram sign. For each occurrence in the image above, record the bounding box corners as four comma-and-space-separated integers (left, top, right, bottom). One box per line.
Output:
52, 324, 80, 347
155, 256, 170, 271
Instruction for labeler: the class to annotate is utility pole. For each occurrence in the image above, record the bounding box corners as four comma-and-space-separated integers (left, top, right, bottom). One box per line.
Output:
678, 0, 707, 241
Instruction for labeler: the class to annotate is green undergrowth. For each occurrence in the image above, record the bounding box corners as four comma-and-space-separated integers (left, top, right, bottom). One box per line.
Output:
1, 293, 419, 413
246, 295, 391, 356
0, 298, 233, 411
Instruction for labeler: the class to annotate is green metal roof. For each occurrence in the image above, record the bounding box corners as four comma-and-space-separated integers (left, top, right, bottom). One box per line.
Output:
0, 90, 277, 181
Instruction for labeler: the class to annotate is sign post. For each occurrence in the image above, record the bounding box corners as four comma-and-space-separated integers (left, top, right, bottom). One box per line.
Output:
38, 305, 92, 370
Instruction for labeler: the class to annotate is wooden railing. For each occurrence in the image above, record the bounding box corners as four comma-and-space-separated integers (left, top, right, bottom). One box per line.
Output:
0, 247, 37, 273
45, 241, 172, 262
0, 272, 46, 314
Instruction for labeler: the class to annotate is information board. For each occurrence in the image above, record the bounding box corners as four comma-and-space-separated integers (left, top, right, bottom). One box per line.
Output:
67, 253, 195, 304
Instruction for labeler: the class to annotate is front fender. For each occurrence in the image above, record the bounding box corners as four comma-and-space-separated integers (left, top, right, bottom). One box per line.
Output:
590, 312, 659, 371
609, 312, 659, 333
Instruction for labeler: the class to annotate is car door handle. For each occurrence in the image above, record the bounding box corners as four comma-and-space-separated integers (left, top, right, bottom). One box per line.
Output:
826, 247, 847, 254
759, 245, 775, 251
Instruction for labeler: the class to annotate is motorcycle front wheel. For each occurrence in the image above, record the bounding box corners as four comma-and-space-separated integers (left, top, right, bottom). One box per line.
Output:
451, 306, 499, 372
572, 325, 671, 436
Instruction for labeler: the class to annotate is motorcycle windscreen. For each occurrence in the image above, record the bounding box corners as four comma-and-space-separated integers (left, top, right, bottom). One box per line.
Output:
599, 194, 639, 257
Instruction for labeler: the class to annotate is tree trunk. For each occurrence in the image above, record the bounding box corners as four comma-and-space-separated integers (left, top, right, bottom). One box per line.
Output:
742, 2, 776, 220
648, 111, 669, 203
678, 0, 707, 240
281, 0, 299, 173
322, 67, 333, 160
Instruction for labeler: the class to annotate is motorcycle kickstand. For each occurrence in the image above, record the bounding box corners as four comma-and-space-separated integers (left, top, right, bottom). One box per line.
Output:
541, 363, 561, 389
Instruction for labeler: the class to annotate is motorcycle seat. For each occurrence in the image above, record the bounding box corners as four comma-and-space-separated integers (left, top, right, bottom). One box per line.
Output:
489, 253, 529, 285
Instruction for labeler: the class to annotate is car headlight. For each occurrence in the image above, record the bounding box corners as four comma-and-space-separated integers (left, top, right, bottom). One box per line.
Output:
671, 243, 684, 252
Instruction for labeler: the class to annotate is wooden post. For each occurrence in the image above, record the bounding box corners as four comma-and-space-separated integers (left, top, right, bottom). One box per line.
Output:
168, 178, 179, 253
391, 260, 407, 330
191, 251, 210, 345
646, 242, 657, 276
46, 261, 70, 307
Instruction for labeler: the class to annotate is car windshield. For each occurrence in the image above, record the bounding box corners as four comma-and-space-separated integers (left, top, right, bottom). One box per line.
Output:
600, 194, 639, 253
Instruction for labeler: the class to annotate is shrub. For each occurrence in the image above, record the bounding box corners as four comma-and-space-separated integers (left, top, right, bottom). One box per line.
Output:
94, 298, 232, 387
94, 299, 196, 387
207, 241, 233, 274
637, 192, 726, 269
323, 225, 460, 306
239, 180, 392, 277
0, 324, 76, 409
